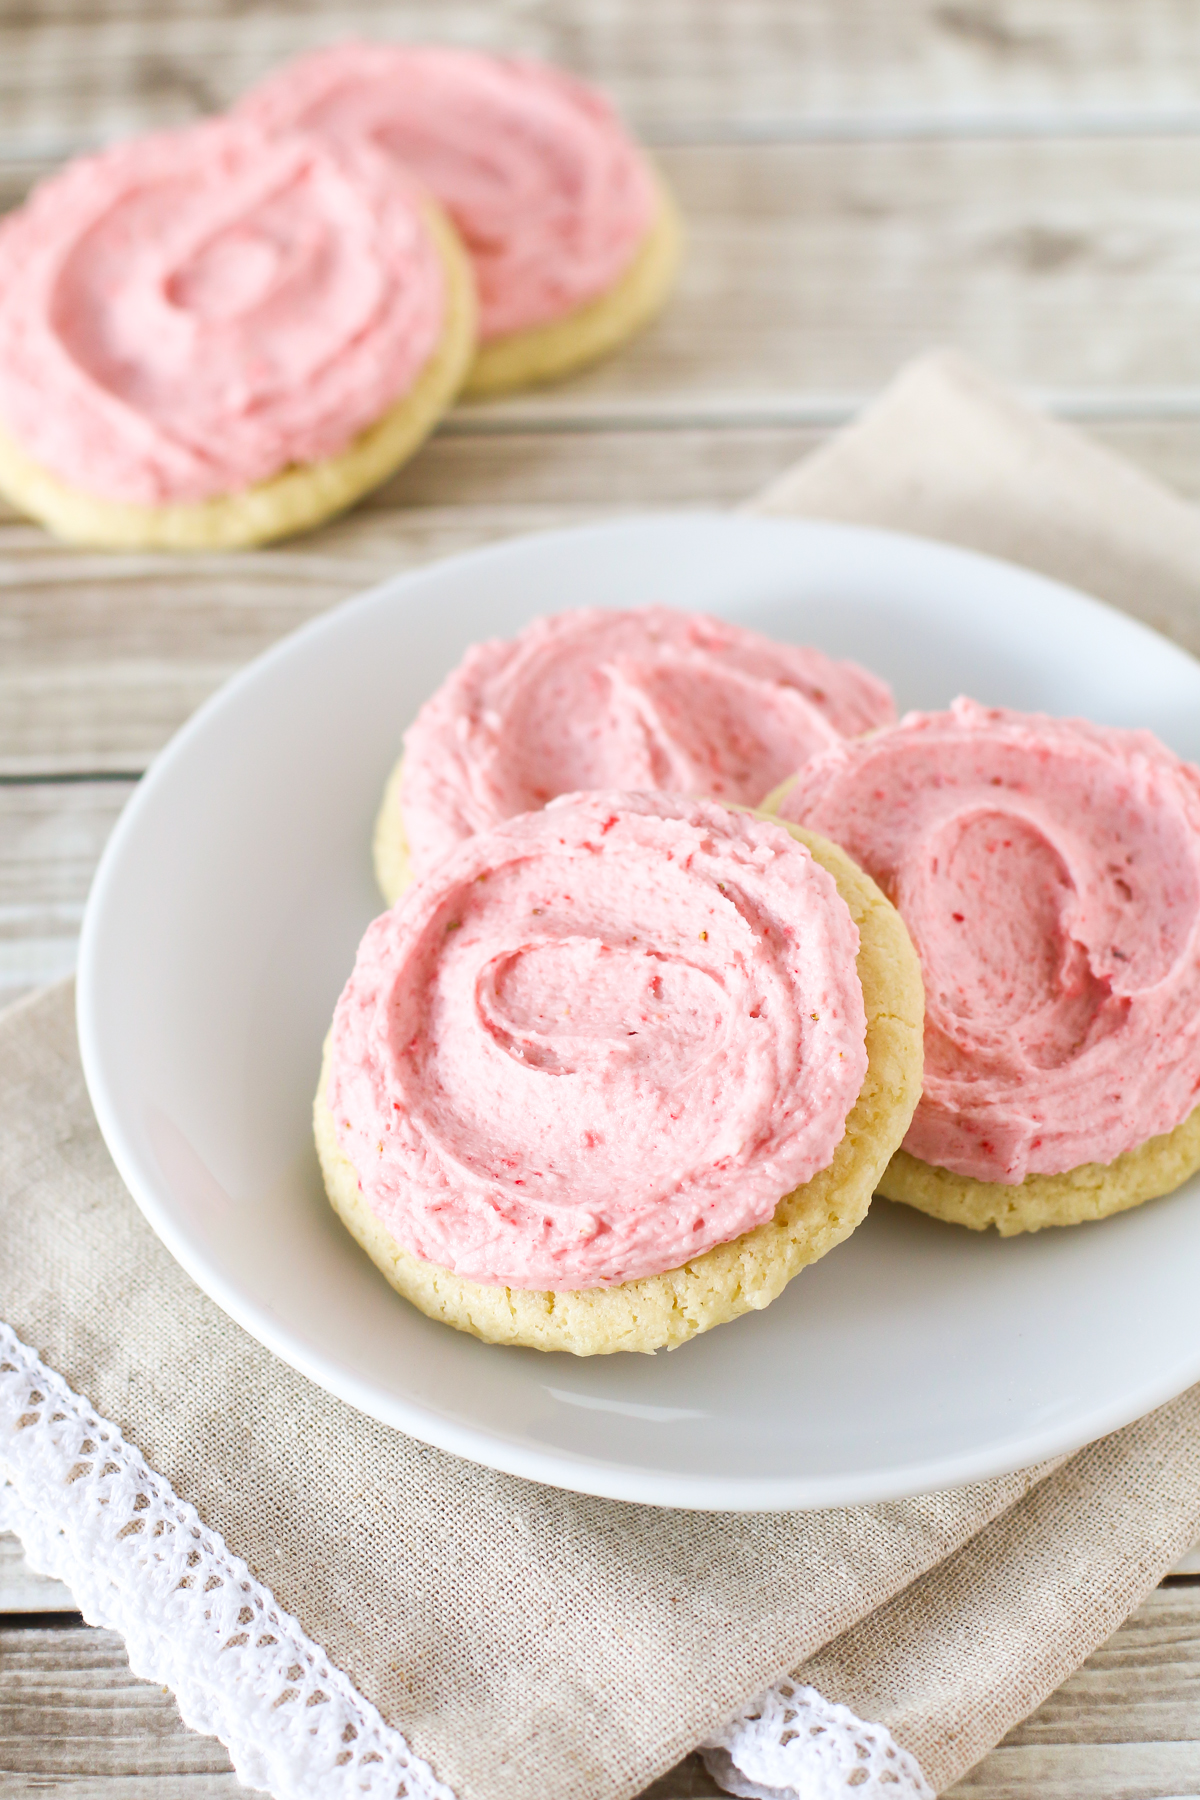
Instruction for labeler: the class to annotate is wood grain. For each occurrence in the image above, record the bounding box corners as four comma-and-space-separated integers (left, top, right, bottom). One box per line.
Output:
3, 1587, 1198, 1798
0, 778, 130, 1003
12, 135, 1200, 417
992, 1584, 1200, 1753
4, 0, 1200, 163
0, 507, 605, 776
7, 412, 1200, 782
0, 1626, 241, 1792
0, 419, 831, 777
4, 1, 1200, 1792
0, 406, 1198, 993
546, 134, 1200, 407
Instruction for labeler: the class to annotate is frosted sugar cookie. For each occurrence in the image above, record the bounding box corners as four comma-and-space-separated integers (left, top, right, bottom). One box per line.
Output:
239, 42, 681, 395
315, 792, 924, 1354
771, 698, 1200, 1233
375, 605, 896, 898
0, 118, 475, 549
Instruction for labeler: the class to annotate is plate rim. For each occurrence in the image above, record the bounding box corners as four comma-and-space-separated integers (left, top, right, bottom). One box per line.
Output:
76, 509, 1200, 1509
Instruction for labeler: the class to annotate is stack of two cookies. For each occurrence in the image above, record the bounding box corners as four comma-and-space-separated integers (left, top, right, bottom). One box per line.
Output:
0, 44, 682, 550
318, 606, 1200, 1356
317, 607, 926, 1356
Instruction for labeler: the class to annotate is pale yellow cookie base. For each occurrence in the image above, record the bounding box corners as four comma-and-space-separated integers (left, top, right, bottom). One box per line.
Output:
0, 204, 477, 550
879, 1100, 1200, 1234
372, 754, 414, 907
315, 824, 924, 1354
461, 172, 683, 398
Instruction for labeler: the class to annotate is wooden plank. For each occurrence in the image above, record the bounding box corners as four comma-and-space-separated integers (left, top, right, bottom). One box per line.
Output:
0, 779, 131, 1006
950, 1741, 1200, 1797
0, 1626, 241, 1792
0, 422, 825, 529
12, 1531, 1196, 1728
4, 0, 1200, 163
946, 1586, 1200, 1797
641, 1753, 725, 1797
0, 407, 1199, 984
1, 11, 1199, 1790
0, 505, 611, 777
405, 418, 1200, 511
995, 1584, 1200, 1750
0, 1536, 77, 1616
383, 423, 828, 510
12, 134, 1200, 418
7, 407, 1200, 781
2, 1586, 1198, 1798
0, 1780, 243, 1799
9, 416, 1200, 541
0, 415, 832, 780
549, 135, 1200, 408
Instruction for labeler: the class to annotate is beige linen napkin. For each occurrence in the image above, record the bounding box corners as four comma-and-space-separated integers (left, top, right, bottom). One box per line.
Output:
4, 350, 1200, 1799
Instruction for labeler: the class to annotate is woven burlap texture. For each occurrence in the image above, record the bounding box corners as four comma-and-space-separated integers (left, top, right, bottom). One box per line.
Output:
4, 350, 1200, 1799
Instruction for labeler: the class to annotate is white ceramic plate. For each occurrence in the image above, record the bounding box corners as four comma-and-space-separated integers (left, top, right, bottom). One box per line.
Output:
77, 514, 1200, 1510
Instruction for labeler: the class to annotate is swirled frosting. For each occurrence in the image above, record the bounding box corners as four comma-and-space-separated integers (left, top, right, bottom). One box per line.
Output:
774, 698, 1200, 1183
398, 606, 896, 878
329, 791, 867, 1289
0, 118, 446, 504
238, 42, 657, 341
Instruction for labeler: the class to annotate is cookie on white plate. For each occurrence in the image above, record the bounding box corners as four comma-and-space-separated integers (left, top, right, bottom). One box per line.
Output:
771, 697, 1200, 1233
316, 793, 923, 1355
373, 605, 896, 899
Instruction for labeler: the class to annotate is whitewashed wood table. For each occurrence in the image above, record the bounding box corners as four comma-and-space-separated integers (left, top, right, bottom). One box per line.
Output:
4, 3, 1200, 1793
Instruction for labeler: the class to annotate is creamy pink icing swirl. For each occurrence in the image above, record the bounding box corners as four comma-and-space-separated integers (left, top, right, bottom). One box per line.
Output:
775, 698, 1200, 1183
398, 606, 896, 878
238, 42, 657, 340
329, 791, 867, 1289
0, 117, 446, 504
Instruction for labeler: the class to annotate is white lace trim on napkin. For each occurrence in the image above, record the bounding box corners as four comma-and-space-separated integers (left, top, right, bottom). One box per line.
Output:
0, 1321, 452, 1800
703, 1682, 934, 1800
0, 1320, 932, 1800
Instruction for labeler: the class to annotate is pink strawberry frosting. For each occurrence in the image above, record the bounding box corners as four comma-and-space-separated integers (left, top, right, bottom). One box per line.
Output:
0, 117, 446, 504
397, 606, 896, 878
774, 698, 1200, 1184
328, 792, 867, 1289
238, 42, 657, 341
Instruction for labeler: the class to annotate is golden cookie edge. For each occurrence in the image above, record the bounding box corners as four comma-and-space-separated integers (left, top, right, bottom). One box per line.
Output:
461, 169, 683, 398
880, 1104, 1200, 1235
